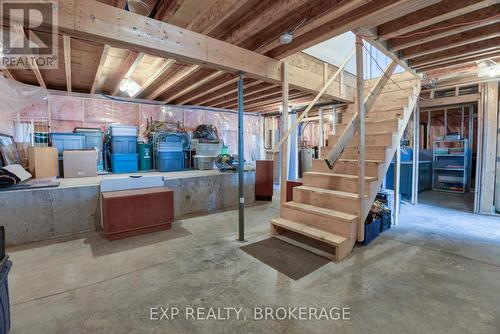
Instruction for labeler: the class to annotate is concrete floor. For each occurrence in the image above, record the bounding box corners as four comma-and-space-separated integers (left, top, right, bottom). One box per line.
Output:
7, 192, 500, 333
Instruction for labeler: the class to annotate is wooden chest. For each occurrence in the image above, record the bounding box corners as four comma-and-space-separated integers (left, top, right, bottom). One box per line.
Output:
102, 187, 174, 240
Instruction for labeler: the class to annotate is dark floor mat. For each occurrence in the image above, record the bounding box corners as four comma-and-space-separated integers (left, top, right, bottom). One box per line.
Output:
240, 237, 330, 280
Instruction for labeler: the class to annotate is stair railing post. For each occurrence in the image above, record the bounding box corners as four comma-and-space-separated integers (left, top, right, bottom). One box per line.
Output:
280, 61, 289, 211
355, 35, 366, 241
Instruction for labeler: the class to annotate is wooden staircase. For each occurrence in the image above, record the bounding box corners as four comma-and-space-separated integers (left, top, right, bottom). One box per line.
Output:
271, 73, 421, 261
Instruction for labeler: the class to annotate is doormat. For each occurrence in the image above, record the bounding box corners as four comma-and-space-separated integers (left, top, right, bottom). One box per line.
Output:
240, 237, 330, 280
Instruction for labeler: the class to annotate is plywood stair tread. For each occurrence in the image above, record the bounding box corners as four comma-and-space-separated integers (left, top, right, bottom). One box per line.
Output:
296, 185, 368, 199
339, 158, 384, 164
304, 171, 376, 181
283, 201, 358, 223
272, 218, 348, 246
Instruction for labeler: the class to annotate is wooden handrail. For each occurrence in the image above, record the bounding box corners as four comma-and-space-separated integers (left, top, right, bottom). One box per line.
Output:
271, 49, 355, 154
325, 60, 398, 169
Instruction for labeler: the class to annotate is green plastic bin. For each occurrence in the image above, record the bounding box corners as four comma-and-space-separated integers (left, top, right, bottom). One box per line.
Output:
138, 143, 153, 170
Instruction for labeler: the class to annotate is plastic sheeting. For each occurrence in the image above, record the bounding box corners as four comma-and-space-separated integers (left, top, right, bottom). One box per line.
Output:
0, 82, 263, 163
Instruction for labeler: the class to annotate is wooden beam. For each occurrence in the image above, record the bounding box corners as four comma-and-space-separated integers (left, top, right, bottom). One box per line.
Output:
91, 44, 110, 94
255, 0, 369, 55
147, 65, 201, 100
212, 84, 280, 108
110, 51, 140, 96
1, 69, 16, 81
216, 87, 283, 109
244, 92, 308, 111
268, 0, 439, 59
163, 70, 224, 103
478, 82, 498, 213
355, 35, 365, 241
63, 35, 72, 92
416, 50, 500, 71
411, 37, 500, 67
280, 61, 289, 208
401, 23, 500, 59
132, 58, 175, 98
140, 0, 252, 101
12, 25, 46, 89
377, 0, 497, 41
154, 0, 185, 22
389, 5, 500, 51
418, 93, 479, 108
178, 75, 239, 105
192, 78, 258, 105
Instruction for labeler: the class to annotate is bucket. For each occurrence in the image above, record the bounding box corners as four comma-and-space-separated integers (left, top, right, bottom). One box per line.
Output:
138, 143, 153, 170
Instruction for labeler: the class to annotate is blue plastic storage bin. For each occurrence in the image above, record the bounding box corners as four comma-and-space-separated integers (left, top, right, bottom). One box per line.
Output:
74, 130, 103, 151
50, 133, 85, 155
111, 136, 138, 154
157, 151, 184, 172
111, 153, 138, 173
0, 257, 12, 334
363, 218, 381, 246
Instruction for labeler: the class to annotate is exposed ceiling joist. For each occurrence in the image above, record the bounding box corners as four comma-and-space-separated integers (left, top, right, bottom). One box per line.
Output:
417, 51, 500, 71
411, 37, 500, 67
256, 0, 371, 55
131, 58, 175, 98
207, 82, 276, 107
401, 23, 500, 59
190, 78, 260, 106
389, 5, 500, 51
377, 0, 497, 41
63, 35, 72, 93
13, 26, 47, 89
29, 1, 352, 101
147, 65, 201, 100
213, 85, 282, 109
177, 75, 239, 105
268, 0, 439, 59
91, 44, 110, 94
163, 70, 224, 103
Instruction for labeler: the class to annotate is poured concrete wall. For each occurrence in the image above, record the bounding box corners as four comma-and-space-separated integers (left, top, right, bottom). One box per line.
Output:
0, 172, 255, 246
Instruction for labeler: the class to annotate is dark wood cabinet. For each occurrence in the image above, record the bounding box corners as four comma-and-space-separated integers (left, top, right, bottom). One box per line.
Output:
255, 160, 273, 201
102, 187, 174, 240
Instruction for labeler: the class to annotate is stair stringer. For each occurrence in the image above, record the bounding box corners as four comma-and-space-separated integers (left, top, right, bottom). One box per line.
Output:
358, 82, 421, 241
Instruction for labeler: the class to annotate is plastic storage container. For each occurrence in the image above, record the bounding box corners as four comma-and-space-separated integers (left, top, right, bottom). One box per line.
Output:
0, 257, 11, 334
111, 136, 138, 154
157, 151, 184, 172
110, 153, 139, 173
156, 142, 183, 152
110, 125, 137, 137
193, 155, 216, 170
138, 143, 153, 170
50, 133, 85, 155
74, 129, 103, 151
194, 142, 222, 156
362, 218, 381, 246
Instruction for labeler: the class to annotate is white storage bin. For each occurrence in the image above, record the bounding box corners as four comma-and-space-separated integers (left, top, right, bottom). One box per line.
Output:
194, 142, 222, 156
110, 125, 138, 137
193, 155, 217, 170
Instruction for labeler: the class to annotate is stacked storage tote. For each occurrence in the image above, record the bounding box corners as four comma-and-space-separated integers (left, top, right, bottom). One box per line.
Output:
155, 133, 185, 172
110, 125, 139, 173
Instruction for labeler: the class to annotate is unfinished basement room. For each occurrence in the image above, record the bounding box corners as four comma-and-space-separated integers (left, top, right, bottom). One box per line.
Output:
0, 0, 499, 333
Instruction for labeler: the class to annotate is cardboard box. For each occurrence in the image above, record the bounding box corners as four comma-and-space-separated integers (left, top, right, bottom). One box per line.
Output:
63, 150, 97, 178
28, 147, 59, 179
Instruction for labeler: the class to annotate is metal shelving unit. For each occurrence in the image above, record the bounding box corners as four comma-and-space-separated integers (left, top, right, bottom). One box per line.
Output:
432, 138, 468, 193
